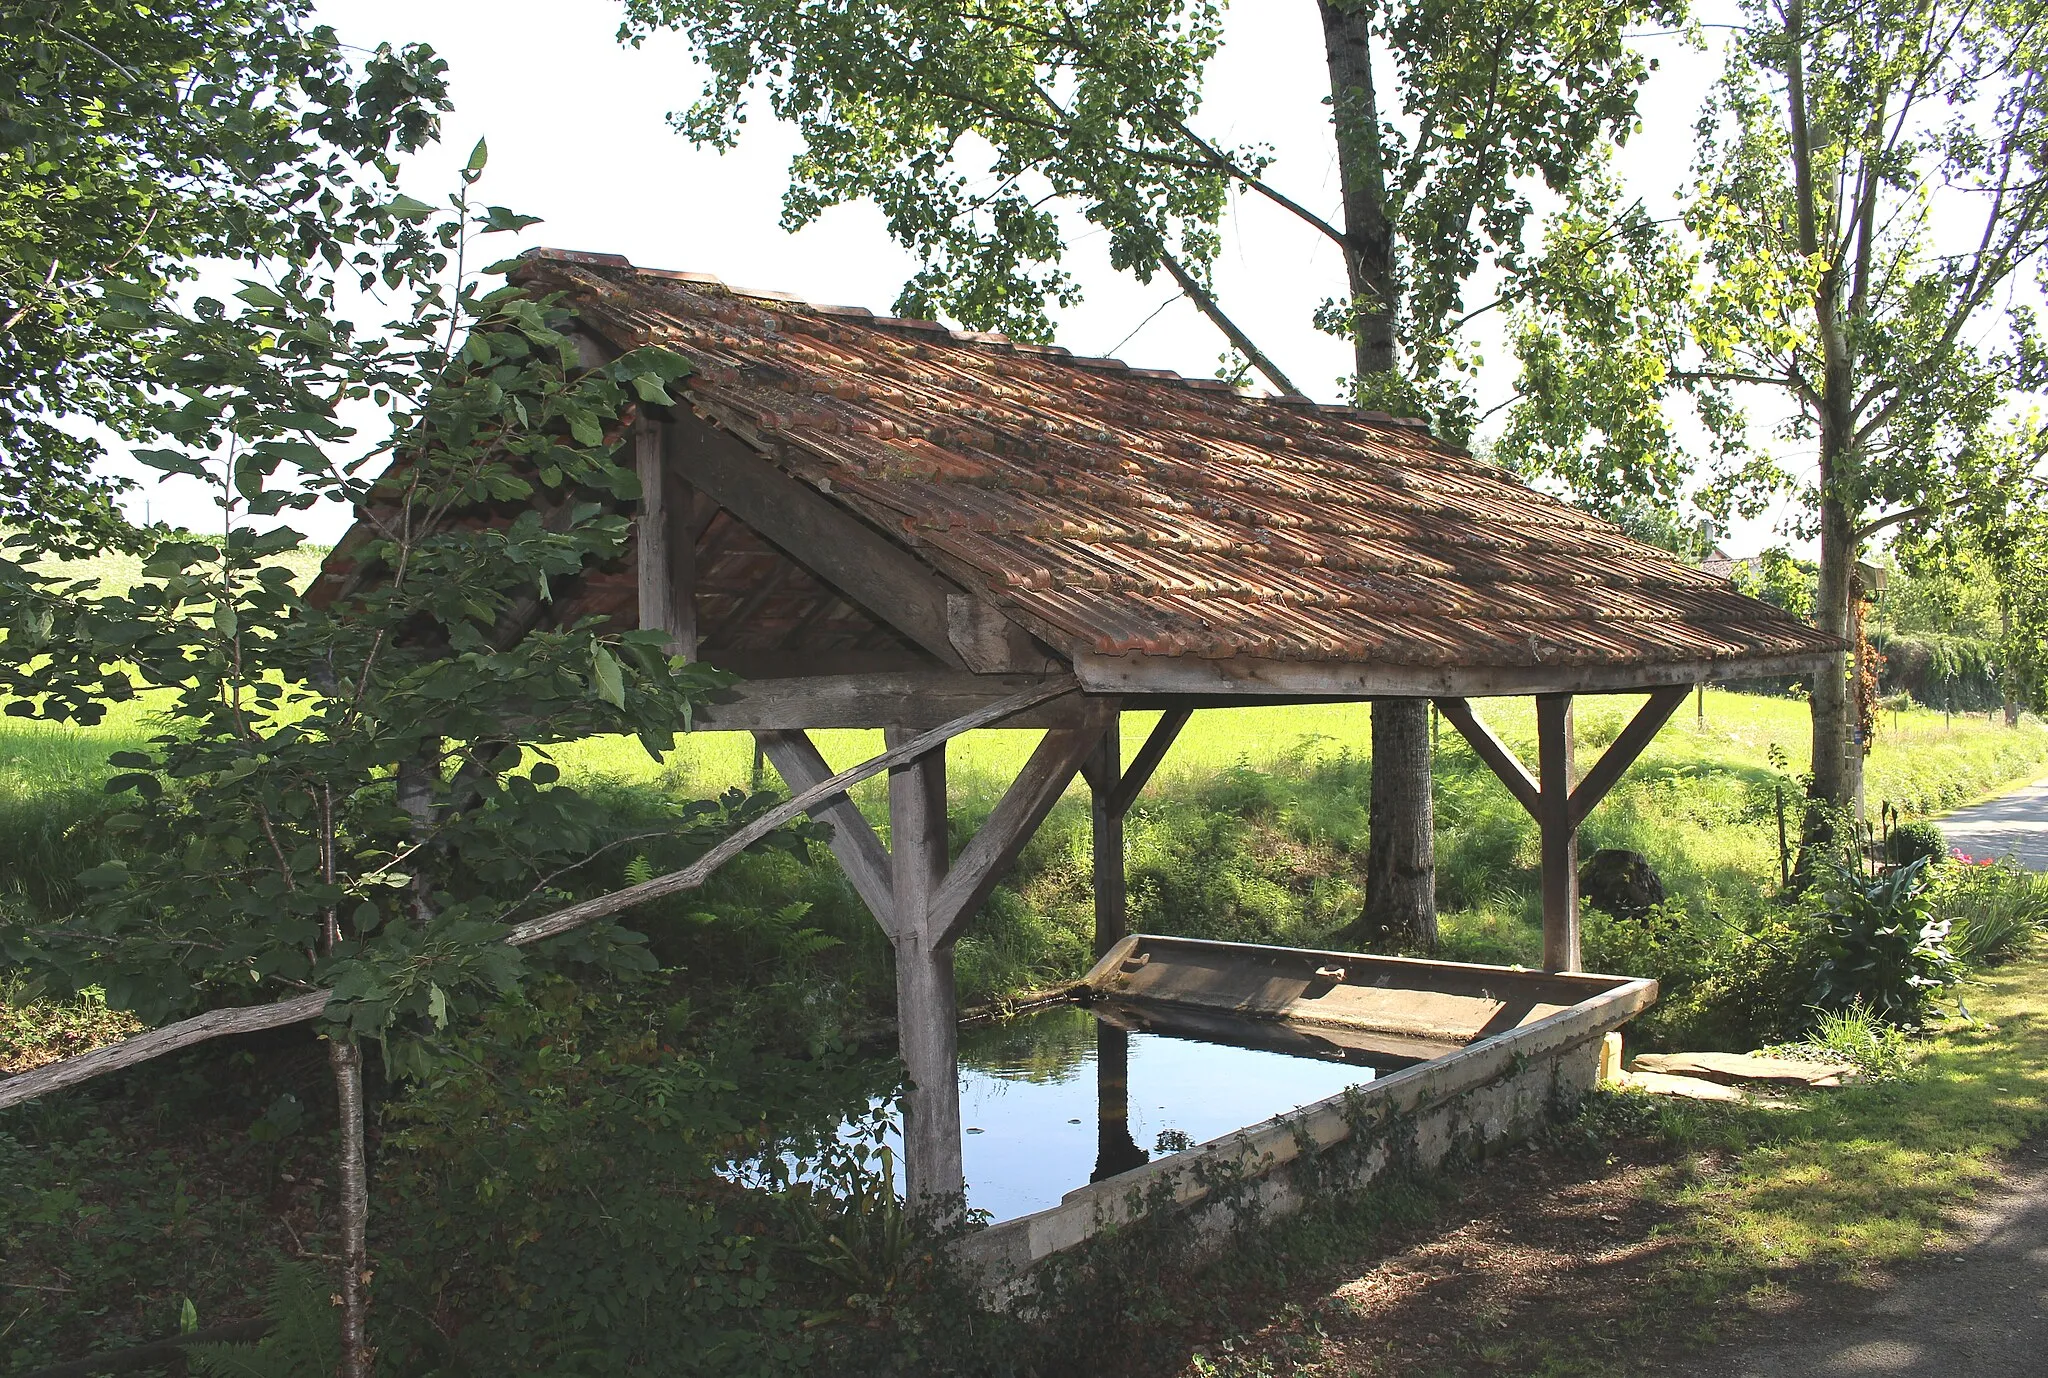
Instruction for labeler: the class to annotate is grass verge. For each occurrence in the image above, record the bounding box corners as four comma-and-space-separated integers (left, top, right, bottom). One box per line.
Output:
1156, 953, 2048, 1377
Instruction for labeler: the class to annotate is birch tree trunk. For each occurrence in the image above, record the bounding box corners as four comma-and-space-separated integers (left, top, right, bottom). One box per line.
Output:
329, 1036, 372, 1378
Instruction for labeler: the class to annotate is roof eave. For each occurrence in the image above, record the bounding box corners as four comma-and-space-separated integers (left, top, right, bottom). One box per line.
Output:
1072, 648, 1842, 700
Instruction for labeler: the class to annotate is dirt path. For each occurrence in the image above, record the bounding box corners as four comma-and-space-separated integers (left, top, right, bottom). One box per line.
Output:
1664, 1140, 2048, 1376
1939, 772, 2048, 871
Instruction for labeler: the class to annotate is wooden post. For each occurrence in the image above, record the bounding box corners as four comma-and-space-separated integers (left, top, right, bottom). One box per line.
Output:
1086, 715, 1126, 958
1535, 693, 1579, 972
884, 727, 964, 1215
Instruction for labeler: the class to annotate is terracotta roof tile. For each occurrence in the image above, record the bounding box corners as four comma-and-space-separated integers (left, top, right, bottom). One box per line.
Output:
508, 250, 1839, 673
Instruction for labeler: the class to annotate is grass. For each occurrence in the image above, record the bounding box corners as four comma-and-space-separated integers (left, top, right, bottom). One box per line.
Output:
1133, 952, 2048, 1377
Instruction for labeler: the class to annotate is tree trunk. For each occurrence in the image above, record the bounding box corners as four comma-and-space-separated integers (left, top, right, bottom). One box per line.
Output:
1365, 700, 1437, 947
2005, 605, 2021, 727
1321, 0, 1436, 945
329, 1036, 372, 1378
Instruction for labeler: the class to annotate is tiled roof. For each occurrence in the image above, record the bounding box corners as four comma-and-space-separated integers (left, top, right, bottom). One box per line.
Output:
506, 249, 1838, 677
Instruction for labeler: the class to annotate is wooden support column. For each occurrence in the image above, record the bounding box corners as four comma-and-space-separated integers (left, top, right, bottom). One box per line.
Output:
1079, 708, 1190, 958
635, 421, 696, 658
760, 698, 1116, 1220
884, 726, 963, 1215
1084, 716, 1126, 958
1535, 694, 1579, 973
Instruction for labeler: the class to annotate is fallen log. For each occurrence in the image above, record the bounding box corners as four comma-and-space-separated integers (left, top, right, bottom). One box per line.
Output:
0, 676, 1082, 1111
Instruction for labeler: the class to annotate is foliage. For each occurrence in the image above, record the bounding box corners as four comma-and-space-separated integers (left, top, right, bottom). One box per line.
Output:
620, 0, 1677, 433
0, 1, 449, 553
0, 151, 735, 1051
1885, 820, 1947, 867
187, 1262, 340, 1378
1771, 1000, 1920, 1081
0, 973, 139, 1075
1730, 548, 1816, 622
1801, 857, 1963, 1025
1501, 0, 2048, 809
1931, 855, 2048, 968
374, 976, 886, 1376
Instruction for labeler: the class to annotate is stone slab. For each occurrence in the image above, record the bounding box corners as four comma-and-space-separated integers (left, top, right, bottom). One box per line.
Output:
1633, 1051, 1854, 1087
1615, 1069, 1750, 1102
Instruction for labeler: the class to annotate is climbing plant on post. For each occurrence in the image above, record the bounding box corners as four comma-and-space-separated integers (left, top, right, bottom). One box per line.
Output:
0, 150, 731, 1372
617, 0, 1677, 950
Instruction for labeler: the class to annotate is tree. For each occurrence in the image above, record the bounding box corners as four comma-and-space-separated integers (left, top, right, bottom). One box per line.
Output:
618, 0, 1676, 949
0, 144, 744, 1372
0, 0, 446, 554
1501, 0, 2048, 822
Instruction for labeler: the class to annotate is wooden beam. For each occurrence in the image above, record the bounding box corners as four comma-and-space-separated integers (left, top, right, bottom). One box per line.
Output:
668, 412, 971, 669
1569, 686, 1691, 827
1075, 648, 1838, 700
1088, 716, 1127, 959
1106, 707, 1192, 818
1434, 698, 1541, 818
930, 705, 1116, 947
1536, 693, 1580, 973
756, 730, 894, 929
692, 672, 1096, 731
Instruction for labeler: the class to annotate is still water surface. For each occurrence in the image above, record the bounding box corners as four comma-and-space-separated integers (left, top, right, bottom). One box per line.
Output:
924, 1001, 1390, 1222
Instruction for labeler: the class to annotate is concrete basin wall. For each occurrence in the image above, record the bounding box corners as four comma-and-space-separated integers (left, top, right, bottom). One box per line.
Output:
953, 957, 1655, 1288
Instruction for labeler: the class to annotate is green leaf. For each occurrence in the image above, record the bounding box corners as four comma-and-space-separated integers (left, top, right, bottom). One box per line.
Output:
180, 1298, 199, 1335
386, 193, 436, 221
479, 205, 544, 235
233, 281, 288, 310
216, 604, 238, 641
591, 642, 627, 709
466, 136, 489, 175
630, 371, 674, 405
427, 982, 448, 1029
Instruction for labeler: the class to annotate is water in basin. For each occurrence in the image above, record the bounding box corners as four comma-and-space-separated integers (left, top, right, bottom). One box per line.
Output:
929, 999, 1425, 1222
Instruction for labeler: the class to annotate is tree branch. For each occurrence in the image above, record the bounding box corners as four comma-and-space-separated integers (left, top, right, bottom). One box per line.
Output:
1155, 246, 1305, 398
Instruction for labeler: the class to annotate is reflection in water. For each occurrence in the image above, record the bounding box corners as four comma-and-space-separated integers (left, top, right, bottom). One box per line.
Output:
1090, 1023, 1149, 1182
929, 999, 1421, 1223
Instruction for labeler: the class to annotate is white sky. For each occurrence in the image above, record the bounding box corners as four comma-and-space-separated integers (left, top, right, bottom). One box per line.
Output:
118, 1, 1783, 547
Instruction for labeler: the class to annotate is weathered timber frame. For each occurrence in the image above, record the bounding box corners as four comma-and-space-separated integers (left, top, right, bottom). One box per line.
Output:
1435, 687, 1691, 970
601, 397, 1826, 1213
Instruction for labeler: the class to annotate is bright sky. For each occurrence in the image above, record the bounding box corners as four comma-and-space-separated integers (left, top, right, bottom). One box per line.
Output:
120, 1, 1772, 547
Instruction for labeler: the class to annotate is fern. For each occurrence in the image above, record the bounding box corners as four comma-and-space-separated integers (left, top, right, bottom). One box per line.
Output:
187, 1262, 340, 1378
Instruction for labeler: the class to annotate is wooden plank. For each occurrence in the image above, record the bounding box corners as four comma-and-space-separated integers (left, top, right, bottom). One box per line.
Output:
884, 726, 965, 1214
756, 730, 894, 930
1107, 707, 1192, 818
692, 672, 1097, 731
668, 412, 971, 669
930, 705, 1116, 947
1536, 693, 1581, 973
1074, 648, 1838, 700
1089, 717, 1127, 959
1434, 698, 1541, 818
1569, 686, 1691, 827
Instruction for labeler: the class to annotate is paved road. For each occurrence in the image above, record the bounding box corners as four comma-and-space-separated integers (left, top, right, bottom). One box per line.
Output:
1674, 1145, 2048, 1376
1938, 773, 2048, 871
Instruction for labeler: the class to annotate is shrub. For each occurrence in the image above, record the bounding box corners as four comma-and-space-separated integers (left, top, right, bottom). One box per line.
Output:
1931, 857, 2048, 967
1802, 857, 1964, 1024
1887, 820, 1947, 866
